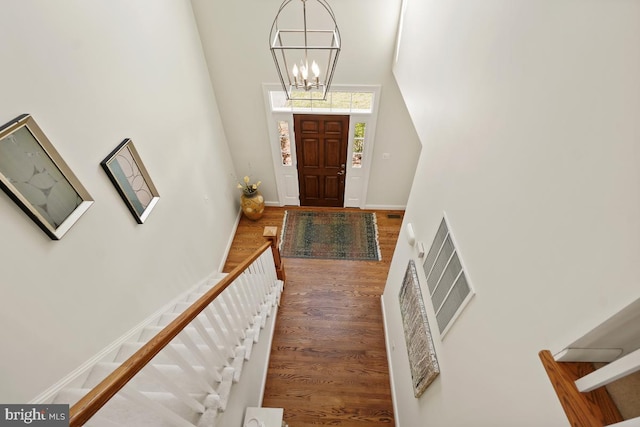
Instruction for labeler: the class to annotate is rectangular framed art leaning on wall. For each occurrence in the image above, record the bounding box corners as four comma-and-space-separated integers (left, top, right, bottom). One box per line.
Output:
399, 259, 441, 397
101, 138, 159, 224
0, 114, 94, 240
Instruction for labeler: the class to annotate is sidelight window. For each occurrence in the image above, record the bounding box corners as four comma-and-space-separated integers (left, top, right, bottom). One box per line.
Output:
278, 121, 292, 166
352, 122, 366, 168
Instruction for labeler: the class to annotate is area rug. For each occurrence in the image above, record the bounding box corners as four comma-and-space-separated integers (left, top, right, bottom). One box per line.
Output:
280, 210, 381, 260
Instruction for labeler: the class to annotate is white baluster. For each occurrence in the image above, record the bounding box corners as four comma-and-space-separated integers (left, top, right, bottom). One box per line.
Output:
190, 317, 230, 367
261, 251, 274, 282
576, 347, 640, 392
250, 267, 268, 307
232, 346, 247, 382
142, 364, 205, 413
163, 345, 217, 392
260, 259, 274, 297
230, 277, 251, 324
216, 367, 235, 412
260, 249, 277, 284
239, 279, 258, 328
243, 272, 265, 340
177, 331, 221, 378
220, 289, 246, 339
193, 313, 226, 345
203, 304, 236, 358
238, 274, 259, 317
256, 252, 274, 295
247, 262, 261, 280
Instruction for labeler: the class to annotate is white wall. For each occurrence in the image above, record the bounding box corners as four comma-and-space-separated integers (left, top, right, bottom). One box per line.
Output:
0, 0, 239, 403
191, 0, 421, 208
384, 0, 640, 425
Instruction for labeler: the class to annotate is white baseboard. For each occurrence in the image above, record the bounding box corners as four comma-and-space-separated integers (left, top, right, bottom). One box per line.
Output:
380, 295, 400, 427
29, 278, 219, 404
258, 300, 280, 407
364, 204, 406, 210
218, 208, 244, 272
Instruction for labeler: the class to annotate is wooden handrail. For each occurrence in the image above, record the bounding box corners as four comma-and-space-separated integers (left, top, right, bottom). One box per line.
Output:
69, 241, 273, 426
538, 350, 623, 427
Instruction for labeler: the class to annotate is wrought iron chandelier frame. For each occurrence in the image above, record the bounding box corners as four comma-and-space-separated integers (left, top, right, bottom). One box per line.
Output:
269, 0, 341, 101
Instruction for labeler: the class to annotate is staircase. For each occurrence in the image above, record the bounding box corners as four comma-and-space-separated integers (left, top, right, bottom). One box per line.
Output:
49, 241, 283, 426
539, 347, 640, 426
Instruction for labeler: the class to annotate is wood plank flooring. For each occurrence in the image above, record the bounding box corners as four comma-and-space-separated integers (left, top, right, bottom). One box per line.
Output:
223, 207, 403, 426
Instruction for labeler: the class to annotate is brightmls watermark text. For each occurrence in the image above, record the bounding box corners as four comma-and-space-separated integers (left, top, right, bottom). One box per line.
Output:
0, 405, 68, 426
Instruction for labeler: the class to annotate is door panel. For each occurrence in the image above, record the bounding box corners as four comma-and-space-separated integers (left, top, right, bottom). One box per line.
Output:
325, 139, 342, 167
324, 176, 339, 199
325, 121, 343, 135
304, 175, 320, 199
300, 120, 320, 133
294, 114, 349, 207
301, 139, 320, 167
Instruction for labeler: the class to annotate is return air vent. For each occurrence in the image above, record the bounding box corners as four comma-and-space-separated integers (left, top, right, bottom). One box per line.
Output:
423, 216, 474, 336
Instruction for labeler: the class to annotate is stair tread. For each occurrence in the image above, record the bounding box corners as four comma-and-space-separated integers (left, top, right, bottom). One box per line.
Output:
54, 388, 204, 426
83, 362, 211, 393
113, 341, 223, 367
137, 325, 230, 350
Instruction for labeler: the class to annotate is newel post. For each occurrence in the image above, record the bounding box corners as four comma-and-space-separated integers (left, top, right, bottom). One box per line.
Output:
263, 226, 286, 282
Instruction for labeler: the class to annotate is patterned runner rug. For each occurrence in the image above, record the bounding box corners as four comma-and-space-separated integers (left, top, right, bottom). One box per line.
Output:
280, 210, 381, 260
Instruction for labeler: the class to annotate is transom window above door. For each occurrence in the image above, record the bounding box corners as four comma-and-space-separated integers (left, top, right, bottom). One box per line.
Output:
269, 90, 375, 113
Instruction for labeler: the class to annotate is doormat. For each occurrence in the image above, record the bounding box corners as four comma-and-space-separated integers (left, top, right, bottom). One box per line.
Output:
280, 210, 381, 260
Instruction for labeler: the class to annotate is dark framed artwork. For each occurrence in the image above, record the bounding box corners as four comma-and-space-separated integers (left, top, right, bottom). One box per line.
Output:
399, 259, 440, 397
101, 138, 159, 224
0, 114, 94, 240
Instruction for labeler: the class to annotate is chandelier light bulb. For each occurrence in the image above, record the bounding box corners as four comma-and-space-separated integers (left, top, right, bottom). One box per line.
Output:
311, 60, 320, 85
292, 64, 299, 77
301, 62, 309, 80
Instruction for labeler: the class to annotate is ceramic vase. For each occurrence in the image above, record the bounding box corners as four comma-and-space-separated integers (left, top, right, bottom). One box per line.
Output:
241, 190, 265, 220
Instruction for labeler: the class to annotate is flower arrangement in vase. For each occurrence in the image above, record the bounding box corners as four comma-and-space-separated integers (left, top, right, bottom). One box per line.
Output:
237, 175, 261, 197
237, 176, 264, 220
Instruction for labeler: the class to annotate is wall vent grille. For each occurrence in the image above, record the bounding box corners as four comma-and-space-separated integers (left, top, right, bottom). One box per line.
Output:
423, 217, 474, 336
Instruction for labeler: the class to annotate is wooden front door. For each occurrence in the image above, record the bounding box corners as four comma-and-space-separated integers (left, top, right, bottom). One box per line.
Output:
294, 114, 349, 207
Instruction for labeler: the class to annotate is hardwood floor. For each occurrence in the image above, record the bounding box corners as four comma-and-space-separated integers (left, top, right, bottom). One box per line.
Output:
223, 206, 403, 426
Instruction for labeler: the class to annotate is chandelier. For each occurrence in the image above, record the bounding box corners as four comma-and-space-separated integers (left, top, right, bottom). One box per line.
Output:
269, 0, 341, 101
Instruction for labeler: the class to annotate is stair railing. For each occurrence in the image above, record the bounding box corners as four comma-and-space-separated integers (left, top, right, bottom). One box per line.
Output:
69, 230, 285, 426
539, 349, 640, 426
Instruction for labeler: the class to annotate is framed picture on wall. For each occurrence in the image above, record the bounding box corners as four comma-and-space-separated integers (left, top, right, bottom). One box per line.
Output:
101, 138, 159, 224
0, 114, 94, 240
399, 259, 440, 397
